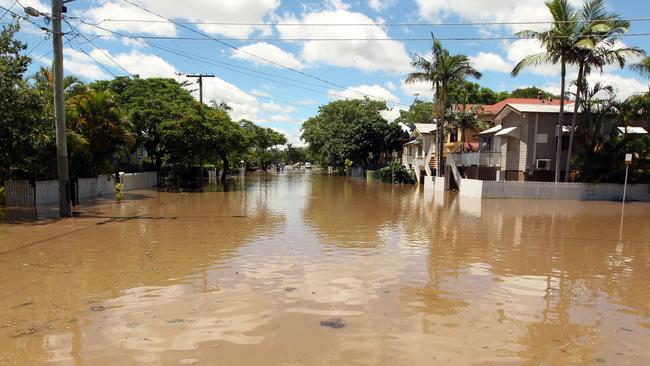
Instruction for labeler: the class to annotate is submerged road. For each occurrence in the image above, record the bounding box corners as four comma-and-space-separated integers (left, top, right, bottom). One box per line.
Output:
1, 172, 649, 365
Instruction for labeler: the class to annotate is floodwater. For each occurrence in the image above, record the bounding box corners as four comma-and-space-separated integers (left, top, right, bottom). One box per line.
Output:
1, 172, 649, 365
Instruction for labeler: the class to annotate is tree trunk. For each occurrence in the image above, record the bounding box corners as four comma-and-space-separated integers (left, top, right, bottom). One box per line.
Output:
220, 153, 229, 181
564, 63, 584, 182
555, 58, 567, 183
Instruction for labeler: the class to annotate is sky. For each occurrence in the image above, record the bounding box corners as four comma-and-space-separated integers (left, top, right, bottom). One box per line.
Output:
2, 0, 650, 146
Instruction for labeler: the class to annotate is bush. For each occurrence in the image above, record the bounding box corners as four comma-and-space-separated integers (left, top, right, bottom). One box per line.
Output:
377, 162, 416, 184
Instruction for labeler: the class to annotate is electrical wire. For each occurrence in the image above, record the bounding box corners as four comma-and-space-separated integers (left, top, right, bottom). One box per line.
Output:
0, 0, 17, 21
72, 33, 650, 42
67, 35, 118, 78
69, 16, 650, 27
117, 0, 405, 106
64, 18, 133, 77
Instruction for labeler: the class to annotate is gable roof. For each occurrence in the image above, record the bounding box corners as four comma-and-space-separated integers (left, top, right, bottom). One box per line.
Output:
493, 103, 578, 122
482, 98, 574, 115
413, 123, 437, 134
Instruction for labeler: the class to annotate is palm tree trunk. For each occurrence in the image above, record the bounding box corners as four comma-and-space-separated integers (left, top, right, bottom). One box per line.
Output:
564, 62, 584, 182
555, 58, 567, 183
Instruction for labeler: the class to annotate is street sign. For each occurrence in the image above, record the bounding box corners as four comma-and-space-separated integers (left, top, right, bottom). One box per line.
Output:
625, 153, 633, 165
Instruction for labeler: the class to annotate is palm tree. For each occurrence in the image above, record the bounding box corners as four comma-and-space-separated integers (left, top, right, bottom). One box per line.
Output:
448, 104, 486, 148
631, 57, 650, 78
512, 0, 580, 182
405, 36, 481, 176
564, 0, 645, 180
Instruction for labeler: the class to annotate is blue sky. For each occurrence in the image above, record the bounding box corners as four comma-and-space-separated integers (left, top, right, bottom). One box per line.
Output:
2, 0, 649, 145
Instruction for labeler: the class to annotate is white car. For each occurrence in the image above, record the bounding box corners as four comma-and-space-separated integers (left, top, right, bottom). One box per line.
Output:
305, 162, 312, 169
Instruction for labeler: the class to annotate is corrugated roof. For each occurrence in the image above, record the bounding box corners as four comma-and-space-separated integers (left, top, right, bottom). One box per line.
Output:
482, 98, 574, 115
414, 123, 437, 134
618, 126, 648, 134
507, 103, 578, 113
478, 124, 503, 135
495, 126, 520, 137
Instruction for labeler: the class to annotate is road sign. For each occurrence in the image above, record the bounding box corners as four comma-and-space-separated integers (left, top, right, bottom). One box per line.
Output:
625, 153, 633, 165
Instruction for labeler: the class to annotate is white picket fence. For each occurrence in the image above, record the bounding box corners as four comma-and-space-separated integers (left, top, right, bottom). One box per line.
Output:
4, 175, 116, 207
119, 171, 158, 191
460, 178, 650, 201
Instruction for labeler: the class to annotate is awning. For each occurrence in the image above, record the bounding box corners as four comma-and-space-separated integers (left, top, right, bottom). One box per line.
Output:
404, 140, 422, 145
617, 126, 648, 134
478, 124, 503, 135
495, 126, 520, 137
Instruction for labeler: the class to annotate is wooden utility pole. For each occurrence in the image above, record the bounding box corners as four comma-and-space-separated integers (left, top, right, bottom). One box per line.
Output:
186, 74, 215, 186
52, 0, 72, 216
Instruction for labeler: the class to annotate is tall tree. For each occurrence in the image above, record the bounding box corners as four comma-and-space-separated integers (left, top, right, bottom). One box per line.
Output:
301, 99, 404, 167
405, 36, 481, 176
564, 0, 645, 180
66, 89, 134, 178
512, 0, 580, 182
630, 56, 650, 79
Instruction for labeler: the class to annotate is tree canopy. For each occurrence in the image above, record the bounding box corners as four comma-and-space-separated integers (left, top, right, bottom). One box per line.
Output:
301, 99, 405, 167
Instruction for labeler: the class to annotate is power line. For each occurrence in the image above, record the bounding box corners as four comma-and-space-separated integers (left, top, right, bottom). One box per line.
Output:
76, 33, 650, 42
64, 18, 133, 77
75, 19, 356, 91
70, 19, 415, 109
70, 16, 650, 27
0, 0, 17, 21
117, 0, 404, 106
67, 36, 118, 78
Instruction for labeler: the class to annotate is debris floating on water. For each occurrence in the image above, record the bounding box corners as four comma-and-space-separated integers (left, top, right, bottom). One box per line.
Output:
320, 318, 345, 329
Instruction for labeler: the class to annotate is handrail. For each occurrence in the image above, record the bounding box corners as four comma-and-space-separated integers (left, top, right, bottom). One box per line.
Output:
446, 151, 463, 189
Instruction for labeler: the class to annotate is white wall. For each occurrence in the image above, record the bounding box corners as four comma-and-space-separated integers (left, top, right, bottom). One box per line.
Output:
459, 179, 483, 198
119, 172, 158, 191
78, 175, 115, 199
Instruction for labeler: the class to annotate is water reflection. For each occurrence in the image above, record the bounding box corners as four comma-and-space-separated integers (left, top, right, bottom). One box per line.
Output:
0, 172, 649, 365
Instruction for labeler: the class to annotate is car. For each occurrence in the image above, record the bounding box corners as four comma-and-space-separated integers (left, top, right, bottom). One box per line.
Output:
305, 162, 312, 169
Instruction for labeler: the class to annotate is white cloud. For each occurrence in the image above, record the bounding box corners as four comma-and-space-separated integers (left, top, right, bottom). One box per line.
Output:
505, 39, 559, 77
368, 0, 397, 12
59, 48, 110, 80
232, 42, 305, 70
415, 0, 582, 33
385, 81, 397, 91
328, 84, 399, 103
80, 0, 279, 38
380, 107, 405, 122
78, 2, 177, 37
586, 73, 647, 100
470, 52, 512, 73
0, 0, 47, 11
277, 10, 411, 74
89, 49, 177, 78
401, 79, 434, 99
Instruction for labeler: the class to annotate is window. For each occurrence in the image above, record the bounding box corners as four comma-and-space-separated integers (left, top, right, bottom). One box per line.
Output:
536, 134, 548, 144
536, 159, 551, 170
561, 135, 569, 150
449, 128, 458, 143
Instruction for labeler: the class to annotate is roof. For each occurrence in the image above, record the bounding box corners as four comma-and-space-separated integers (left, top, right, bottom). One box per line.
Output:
404, 140, 422, 145
617, 126, 648, 134
495, 126, 520, 137
413, 123, 437, 134
507, 103, 578, 113
478, 124, 503, 135
481, 98, 574, 115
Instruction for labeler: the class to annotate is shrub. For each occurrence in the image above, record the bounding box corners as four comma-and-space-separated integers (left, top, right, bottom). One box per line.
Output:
377, 162, 416, 184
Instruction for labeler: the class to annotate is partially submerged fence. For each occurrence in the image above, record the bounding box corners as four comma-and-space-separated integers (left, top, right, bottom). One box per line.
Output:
4, 175, 116, 207
119, 171, 158, 191
460, 179, 650, 201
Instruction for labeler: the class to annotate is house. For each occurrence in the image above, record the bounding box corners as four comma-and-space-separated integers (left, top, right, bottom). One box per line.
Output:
403, 123, 437, 181
473, 102, 577, 181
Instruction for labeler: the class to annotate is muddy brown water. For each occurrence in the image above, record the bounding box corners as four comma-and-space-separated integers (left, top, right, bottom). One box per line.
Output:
1, 172, 649, 365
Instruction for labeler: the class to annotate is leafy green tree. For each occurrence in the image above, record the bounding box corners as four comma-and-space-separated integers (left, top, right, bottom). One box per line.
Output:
0, 23, 56, 182
301, 99, 405, 167
239, 119, 287, 170
406, 36, 481, 176
65, 88, 134, 178
509, 86, 556, 99
95, 77, 197, 171
448, 81, 503, 105
394, 99, 434, 130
